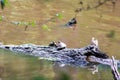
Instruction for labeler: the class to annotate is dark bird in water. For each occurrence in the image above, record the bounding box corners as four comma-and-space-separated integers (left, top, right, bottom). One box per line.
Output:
0, 0, 5, 10
65, 17, 77, 30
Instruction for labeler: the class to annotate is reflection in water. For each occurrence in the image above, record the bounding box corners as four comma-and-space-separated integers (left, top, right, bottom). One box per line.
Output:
0, 66, 4, 79
52, 62, 112, 80
53, 62, 76, 80
0, 49, 114, 80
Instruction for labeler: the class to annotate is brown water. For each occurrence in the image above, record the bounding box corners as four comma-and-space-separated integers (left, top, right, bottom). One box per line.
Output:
0, 0, 120, 57
0, 0, 120, 80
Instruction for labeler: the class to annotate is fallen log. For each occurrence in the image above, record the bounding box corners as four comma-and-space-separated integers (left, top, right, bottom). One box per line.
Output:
0, 40, 120, 80
0, 38, 110, 67
110, 56, 120, 80
0, 42, 109, 67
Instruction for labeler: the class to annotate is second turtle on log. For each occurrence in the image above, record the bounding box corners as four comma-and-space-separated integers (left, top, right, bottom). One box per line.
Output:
83, 37, 109, 59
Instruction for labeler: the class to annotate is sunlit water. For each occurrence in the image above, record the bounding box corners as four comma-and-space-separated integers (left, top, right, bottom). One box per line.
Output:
0, 48, 116, 80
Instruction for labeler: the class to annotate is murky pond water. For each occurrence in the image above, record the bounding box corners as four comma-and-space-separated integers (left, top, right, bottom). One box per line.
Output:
0, 49, 115, 80
0, 0, 120, 80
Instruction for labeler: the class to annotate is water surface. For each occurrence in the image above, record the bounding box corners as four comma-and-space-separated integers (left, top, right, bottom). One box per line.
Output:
0, 49, 114, 80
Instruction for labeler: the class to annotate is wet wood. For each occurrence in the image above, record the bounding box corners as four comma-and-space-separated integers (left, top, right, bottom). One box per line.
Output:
89, 56, 120, 80
0, 43, 120, 80
0, 43, 109, 66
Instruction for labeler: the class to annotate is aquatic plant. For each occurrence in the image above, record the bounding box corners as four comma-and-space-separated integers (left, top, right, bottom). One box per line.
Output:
107, 30, 115, 38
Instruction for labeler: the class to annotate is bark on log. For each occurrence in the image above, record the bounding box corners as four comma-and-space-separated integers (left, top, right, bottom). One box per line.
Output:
0, 43, 120, 80
110, 56, 120, 80
0, 43, 109, 66
89, 56, 120, 80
